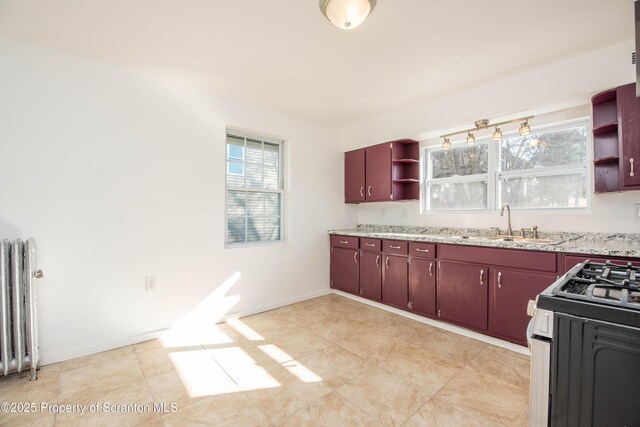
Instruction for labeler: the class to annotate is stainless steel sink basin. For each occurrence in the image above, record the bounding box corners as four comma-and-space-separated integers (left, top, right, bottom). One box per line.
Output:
450, 235, 501, 241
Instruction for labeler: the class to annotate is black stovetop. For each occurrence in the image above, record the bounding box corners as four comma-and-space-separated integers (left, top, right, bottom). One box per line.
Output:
537, 260, 640, 329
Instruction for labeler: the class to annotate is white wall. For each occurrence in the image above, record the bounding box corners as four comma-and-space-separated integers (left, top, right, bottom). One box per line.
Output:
0, 36, 356, 364
338, 40, 640, 233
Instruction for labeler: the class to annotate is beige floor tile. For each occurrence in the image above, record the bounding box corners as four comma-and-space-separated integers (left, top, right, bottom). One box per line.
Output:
55, 380, 158, 426
146, 369, 205, 410
133, 339, 163, 353
0, 367, 59, 426
267, 328, 334, 359
381, 346, 463, 393
162, 392, 267, 427
61, 345, 134, 371
437, 368, 529, 426
207, 345, 284, 391
243, 370, 332, 425
136, 347, 177, 379
134, 419, 165, 427
331, 329, 405, 363
58, 353, 144, 405
411, 329, 486, 366
336, 366, 433, 426
468, 345, 530, 392
403, 396, 504, 427
0, 414, 56, 427
294, 344, 373, 389
283, 392, 381, 426
239, 311, 297, 337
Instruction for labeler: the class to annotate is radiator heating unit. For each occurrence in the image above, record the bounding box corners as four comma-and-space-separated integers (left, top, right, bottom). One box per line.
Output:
0, 239, 43, 380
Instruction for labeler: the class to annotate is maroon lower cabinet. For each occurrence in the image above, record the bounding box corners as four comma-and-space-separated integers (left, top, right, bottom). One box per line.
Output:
382, 254, 409, 308
438, 261, 488, 331
409, 257, 437, 316
360, 250, 382, 300
490, 269, 556, 345
330, 246, 360, 294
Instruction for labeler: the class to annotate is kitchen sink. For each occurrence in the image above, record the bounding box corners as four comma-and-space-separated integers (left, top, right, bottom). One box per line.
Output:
452, 235, 565, 245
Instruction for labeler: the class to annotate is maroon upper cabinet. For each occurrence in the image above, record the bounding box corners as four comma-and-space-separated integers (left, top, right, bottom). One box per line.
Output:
344, 139, 419, 204
365, 143, 393, 201
489, 269, 556, 345
438, 261, 488, 331
617, 83, 640, 190
344, 149, 366, 203
409, 257, 437, 316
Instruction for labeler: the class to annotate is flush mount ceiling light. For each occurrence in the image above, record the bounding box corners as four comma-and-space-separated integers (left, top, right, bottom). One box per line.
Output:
319, 0, 377, 30
439, 115, 534, 147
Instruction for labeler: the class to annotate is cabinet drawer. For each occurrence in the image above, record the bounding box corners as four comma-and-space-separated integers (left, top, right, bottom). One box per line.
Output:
409, 242, 436, 258
331, 235, 359, 249
439, 244, 557, 273
383, 239, 408, 255
360, 238, 381, 252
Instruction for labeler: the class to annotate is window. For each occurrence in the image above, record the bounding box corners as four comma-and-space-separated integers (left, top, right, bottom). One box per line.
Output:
225, 131, 283, 246
423, 119, 590, 212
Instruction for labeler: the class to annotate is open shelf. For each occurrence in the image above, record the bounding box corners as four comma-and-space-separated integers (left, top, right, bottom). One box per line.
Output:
393, 178, 420, 183
593, 123, 618, 135
592, 88, 617, 105
594, 156, 620, 165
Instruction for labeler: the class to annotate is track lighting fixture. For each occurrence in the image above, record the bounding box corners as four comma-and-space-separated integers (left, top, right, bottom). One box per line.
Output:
439, 115, 534, 148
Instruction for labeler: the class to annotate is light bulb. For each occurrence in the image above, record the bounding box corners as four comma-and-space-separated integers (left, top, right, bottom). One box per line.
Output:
442, 138, 451, 149
519, 121, 531, 136
492, 127, 502, 141
467, 133, 476, 145
323, 0, 373, 29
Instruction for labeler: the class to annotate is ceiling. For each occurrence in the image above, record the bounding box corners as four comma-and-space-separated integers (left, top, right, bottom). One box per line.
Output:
0, 0, 633, 125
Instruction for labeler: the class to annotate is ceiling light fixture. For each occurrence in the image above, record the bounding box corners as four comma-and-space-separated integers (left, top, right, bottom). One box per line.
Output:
492, 127, 502, 141
439, 115, 534, 148
319, 0, 377, 30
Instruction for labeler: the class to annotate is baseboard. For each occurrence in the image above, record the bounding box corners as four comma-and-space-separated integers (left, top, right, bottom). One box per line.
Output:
41, 288, 332, 366
332, 290, 531, 356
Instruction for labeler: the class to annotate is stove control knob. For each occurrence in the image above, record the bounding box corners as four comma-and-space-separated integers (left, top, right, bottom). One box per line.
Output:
527, 300, 536, 317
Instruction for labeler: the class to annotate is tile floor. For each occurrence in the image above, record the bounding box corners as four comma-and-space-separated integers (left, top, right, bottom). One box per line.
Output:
0, 294, 530, 426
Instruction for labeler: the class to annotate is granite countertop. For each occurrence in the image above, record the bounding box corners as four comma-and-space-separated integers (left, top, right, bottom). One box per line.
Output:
328, 225, 640, 258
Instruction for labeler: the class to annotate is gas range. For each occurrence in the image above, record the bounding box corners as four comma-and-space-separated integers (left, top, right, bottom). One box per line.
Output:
535, 260, 640, 329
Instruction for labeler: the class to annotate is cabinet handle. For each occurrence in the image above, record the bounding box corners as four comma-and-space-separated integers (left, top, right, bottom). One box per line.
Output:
368, 186, 372, 196
376, 255, 380, 267
480, 270, 484, 285
631, 158, 635, 177
390, 245, 401, 249
360, 186, 364, 197
365, 243, 376, 247
340, 240, 349, 244
416, 248, 430, 253
429, 262, 433, 276
498, 272, 502, 288
386, 256, 390, 269
354, 252, 358, 263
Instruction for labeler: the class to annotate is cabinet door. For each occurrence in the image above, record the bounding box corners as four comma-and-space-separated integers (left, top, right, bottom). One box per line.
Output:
618, 83, 640, 189
330, 247, 359, 294
365, 143, 392, 201
360, 251, 382, 300
438, 261, 488, 331
490, 269, 556, 344
383, 254, 408, 308
345, 149, 366, 203
409, 257, 437, 316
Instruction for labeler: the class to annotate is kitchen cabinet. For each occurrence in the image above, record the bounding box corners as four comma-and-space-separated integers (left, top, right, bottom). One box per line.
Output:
344, 139, 419, 204
329, 236, 359, 295
409, 257, 437, 316
359, 238, 382, 300
490, 269, 556, 345
438, 261, 488, 331
592, 83, 640, 193
344, 149, 365, 203
383, 254, 409, 309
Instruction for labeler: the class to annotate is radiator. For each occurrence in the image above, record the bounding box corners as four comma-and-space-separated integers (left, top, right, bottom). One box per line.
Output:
0, 239, 42, 380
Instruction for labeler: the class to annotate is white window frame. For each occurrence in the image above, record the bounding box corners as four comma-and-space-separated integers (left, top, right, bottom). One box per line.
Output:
225, 130, 285, 248
422, 117, 592, 213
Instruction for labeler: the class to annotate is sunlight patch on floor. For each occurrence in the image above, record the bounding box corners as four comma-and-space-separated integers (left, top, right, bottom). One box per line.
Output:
226, 317, 265, 341
206, 346, 281, 391
168, 349, 240, 397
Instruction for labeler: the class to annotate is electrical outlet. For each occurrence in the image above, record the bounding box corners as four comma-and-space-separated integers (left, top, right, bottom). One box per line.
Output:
145, 276, 157, 292
635, 204, 640, 221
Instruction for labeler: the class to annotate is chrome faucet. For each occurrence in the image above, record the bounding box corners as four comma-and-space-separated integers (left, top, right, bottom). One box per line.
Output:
500, 203, 513, 236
